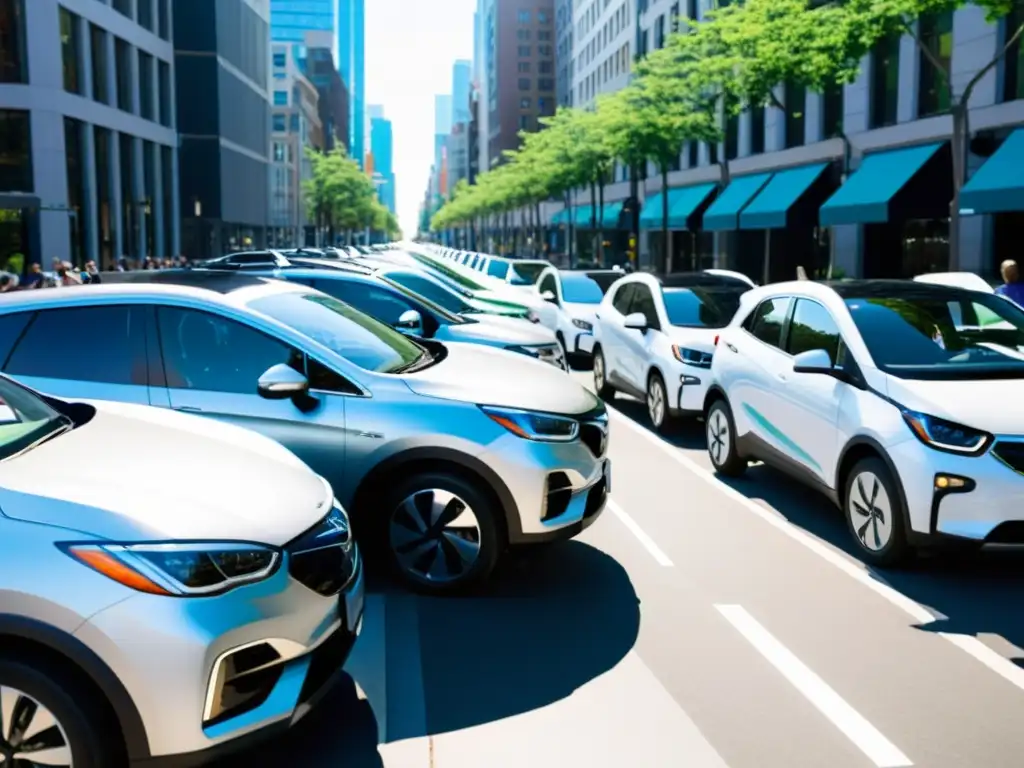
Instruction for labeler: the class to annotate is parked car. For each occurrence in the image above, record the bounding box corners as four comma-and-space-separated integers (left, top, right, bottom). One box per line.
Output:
534, 267, 622, 361
704, 279, 1024, 564
592, 271, 753, 431
0, 372, 363, 765
0, 277, 609, 593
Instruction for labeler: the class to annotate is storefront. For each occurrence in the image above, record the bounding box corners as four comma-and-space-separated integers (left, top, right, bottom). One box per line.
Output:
640, 183, 717, 273
0, 193, 39, 274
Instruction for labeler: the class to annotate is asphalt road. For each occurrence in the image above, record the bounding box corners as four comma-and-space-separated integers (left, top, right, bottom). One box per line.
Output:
215, 371, 1024, 768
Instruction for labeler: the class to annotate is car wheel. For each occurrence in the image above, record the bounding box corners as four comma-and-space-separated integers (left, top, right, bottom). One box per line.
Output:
592, 347, 615, 400
843, 457, 911, 566
0, 655, 120, 768
706, 399, 746, 477
381, 471, 505, 595
555, 332, 570, 370
646, 372, 673, 433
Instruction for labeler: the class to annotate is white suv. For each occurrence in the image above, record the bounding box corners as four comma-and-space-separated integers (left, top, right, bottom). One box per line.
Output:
593, 271, 753, 431
704, 279, 1024, 564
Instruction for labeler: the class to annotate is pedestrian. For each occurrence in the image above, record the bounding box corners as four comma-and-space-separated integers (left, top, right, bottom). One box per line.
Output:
996, 260, 1024, 307
20, 263, 43, 290
83, 260, 101, 284
58, 261, 82, 286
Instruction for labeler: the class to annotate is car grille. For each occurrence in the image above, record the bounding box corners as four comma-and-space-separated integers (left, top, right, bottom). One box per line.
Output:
286, 507, 359, 596
579, 406, 609, 458
992, 441, 1024, 474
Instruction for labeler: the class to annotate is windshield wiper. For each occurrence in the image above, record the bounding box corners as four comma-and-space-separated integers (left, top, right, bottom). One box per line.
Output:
390, 350, 434, 374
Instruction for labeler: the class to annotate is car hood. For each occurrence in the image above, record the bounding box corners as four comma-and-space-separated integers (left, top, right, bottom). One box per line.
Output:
0, 400, 330, 545
885, 377, 1024, 435
403, 342, 600, 414
444, 316, 557, 347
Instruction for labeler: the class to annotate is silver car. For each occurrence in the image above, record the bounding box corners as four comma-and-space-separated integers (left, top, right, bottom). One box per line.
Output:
0, 275, 610, 594
0, 373, 363, 765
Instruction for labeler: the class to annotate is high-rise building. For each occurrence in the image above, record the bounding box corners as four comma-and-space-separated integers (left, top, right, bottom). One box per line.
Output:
303, 32, 351, 155
434, 94, 453, 180
572, 0, 633, 107
555, 0, 574, 107
175, 0, 272, 259
475, 0, 494, 175
0, 0, 180, 269
452, 60, 472, 125
337, 0, 366, 168
369, 106, 396, 214
269, 0, 334, 50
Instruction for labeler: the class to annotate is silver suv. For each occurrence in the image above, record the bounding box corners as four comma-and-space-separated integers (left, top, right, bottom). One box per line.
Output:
0, 373, 363, 765
0, 274, 610, 593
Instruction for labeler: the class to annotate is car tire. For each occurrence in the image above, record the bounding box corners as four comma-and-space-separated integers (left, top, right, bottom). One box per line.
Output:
843, 456, 911, 566
555, 332, 571, 370
0, 655, 121, 768
592, 346, 615, 400
706, 399, 746, 477
646, 372, 674, 434
379, 470, 505, 595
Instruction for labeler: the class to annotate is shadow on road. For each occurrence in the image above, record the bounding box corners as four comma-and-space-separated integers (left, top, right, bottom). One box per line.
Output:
390, 540, 640, 740
610, 397, 1024, 668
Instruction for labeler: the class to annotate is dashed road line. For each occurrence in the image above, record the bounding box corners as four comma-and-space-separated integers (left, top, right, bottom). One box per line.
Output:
608, 497, 675, 567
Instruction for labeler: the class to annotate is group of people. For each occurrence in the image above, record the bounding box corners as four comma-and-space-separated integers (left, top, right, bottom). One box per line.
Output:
0, 255, 191, 292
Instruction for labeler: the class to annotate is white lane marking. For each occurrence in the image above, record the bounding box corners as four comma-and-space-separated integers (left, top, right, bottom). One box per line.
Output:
608, 497, 675, 567
610, 408, 1024, 696
716, 605, 913, 768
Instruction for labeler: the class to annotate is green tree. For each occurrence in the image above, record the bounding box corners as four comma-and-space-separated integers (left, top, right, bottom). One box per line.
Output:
304, 148, 380, 245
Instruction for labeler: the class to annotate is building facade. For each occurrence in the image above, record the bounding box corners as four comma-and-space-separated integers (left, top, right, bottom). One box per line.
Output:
174, 0, 271, 259
452, 59, 472, 124
0, 0, 180, 270
337, 0, 365, 167
369, 106, 396, 214
268, 0, 333, 51
572, 0, 634, 108
555, 0, 573, 107
269, 42, 323, 247
302, 33, 350, 155
474, 0, 492, 175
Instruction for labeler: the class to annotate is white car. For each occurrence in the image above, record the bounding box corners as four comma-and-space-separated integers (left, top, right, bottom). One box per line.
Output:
592, 271, 754, 431
913, 272, 994, 292
704, 278, 1024, 564
535, 268, 621, 362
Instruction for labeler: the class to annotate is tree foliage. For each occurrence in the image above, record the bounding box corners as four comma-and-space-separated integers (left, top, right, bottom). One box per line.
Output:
305, 148, 400, 238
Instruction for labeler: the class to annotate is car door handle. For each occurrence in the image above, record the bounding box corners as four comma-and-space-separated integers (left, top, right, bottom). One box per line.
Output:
174, 406, 204, 413
723, 342, 738, 353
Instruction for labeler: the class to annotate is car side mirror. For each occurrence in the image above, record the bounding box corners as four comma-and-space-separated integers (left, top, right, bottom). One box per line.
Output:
257, 363, 309, 399
395, 309, 423, 336
792, 349, 834, 375
540, 290, 557, 303
623, 312, 647, 331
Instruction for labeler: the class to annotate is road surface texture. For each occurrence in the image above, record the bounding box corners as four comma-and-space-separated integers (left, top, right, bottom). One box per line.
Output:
216, 372, 1024, 768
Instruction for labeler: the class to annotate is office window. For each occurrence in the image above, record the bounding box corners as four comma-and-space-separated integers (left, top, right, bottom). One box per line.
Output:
290, 114, 299, 131
143, 141, 156, 257
139, 52, 155, 121
115, 38, 133, 112
161, 145, 173, 258
157, 0, 169, 40
725, 104, 739, 161
539, 60, 553, 74
784, 82, 806, 149
158, 60, 171, 127
113, 0, 132, 19
685, 0, 697, 22
138, 0, 153, 31
538, 30, 552, 40
274, 90, 288, 106
1005, 5, 1024, 102
60, 8, 82, 95
539, 44, 552, 55
120, 133, 137, 259
655, 15, 666, 48
869, 34, 900, 129
518, 62, 531, 73
518, 45, 531, 56
95, 128, 113, 267
519, 115, 530, 130
0, 0, 27, 83
538, 10, 550, 23
707, 141, 718, 165
518, 77, 531, 90
517, 29, 531, 40
538, 97, 550, 111
918, 12, 953, 117
670, 2, 680, 32
518, 10, 530, 23
90, 25, 108, 103
0, 110, 32, 192
822, 83, 843, 138
538, 78, 554, 91
520, 97, 532, 108
64, 119, 86, 265
273, 52, 286, 67
273, 143, 285, 161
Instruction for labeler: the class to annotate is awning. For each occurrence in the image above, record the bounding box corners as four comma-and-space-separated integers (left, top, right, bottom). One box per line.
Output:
550, 208, 569, 225
740, 163, 830, 229
703, 173, 773, 231
640, 183, 718, 230
600, 200, 626, 228
639, 192, 667, 229
959, 129, 1024, 215
574, 205, 595, 227
819, 142, 948, 226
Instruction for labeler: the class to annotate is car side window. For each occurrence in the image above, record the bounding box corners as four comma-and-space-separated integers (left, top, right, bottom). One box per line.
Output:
745, 297, 791, 349
538, 273, 558, 299
305, 356, 360, 395
612, 283, 635, 314
313, 280, 415, 326
787, 299, 842, 364
157, 307, 300, 394
631, 285, 662, 331
0, 312, 33, 368
5, 306, 148, 385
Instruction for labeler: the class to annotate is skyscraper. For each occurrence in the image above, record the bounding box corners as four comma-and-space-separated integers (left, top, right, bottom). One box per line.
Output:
452, 60, 472, 125
337, 0, 366, 168
269, 0, 335, 47
369, 107, 396, 214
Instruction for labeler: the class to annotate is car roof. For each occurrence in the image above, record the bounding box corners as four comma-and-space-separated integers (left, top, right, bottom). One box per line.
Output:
650, 272, 754, 289
558, 269, 622, 277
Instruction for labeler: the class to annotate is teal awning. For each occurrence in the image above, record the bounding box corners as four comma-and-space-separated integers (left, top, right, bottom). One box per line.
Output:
574, 205, 595, 227
703, 173, 773, 231
640, 183, 718, 230
550, 208, 569, 225
960, 129, 1024, 215
819, 142, 944, 226
639, 192, 667, 229
740, 163, 829, 229
601, 201, 626, 228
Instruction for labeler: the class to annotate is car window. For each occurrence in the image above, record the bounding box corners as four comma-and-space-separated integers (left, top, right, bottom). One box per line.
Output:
661, 286, 746, 329
509, 262, 549, 286
0, 375, 65, 462
538, 273, 558, 298
313, 279, 416, 326
745, 297, 792, 349
631, 285, 662, 330
226, 252, 275, 265
787, 299, 842, 364
157, 307, 300, 394
386, 272, 471, 314
612, 283, 636, 314
0, 312, 32, 368
487, 259, 511, 280
560, 273, 617, 304
6, 306, 148, 385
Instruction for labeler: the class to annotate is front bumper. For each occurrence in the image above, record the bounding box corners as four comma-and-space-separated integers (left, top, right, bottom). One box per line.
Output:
888, 437, 1024, 543
566, 327, 595, 356
78, 545, 365, 765
666, 364, 710, 416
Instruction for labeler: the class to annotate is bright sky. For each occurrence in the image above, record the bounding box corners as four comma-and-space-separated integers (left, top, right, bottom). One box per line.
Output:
366, 0, 476, 236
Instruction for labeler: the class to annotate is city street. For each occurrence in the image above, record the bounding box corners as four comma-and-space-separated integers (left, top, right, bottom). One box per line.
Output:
219, 372, 1024, 768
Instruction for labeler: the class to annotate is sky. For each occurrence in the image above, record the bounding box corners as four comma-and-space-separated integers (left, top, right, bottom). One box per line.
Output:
366, 0, 477, 237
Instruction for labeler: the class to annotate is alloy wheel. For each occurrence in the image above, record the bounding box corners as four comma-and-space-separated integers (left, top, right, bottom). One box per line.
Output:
593, 353, 605, 391
389, 489, 482, 584
707, 409, 729, 467
848, 471, 893, 552
647, 378, 666, 428
0, 686, 73, 767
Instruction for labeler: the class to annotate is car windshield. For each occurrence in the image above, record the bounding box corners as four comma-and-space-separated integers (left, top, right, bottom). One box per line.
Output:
487, 259, 511, 280
846, 289, 1024, 379
663, 286, 747, 328
560, 272, 618, 304
384, 271, 474, 314
509, 262, 549, 286
248, 291, 427, 374
408, 252, 487, 291
378, 275, 465, 323
0, 376, 68, 462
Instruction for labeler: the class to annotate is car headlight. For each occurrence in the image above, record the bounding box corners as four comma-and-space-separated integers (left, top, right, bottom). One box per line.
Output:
526, 309, 541, 323
505, 343, 564, 367
572, 318, 593, 331
61, 541, 280, 596
672, 345, 712, 368
900, 409, 992, 455
480, 405, 579, 442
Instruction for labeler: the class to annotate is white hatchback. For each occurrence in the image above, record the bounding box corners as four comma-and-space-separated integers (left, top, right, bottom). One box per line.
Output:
534, 268, 622, 361
704, 278, 1024, 564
